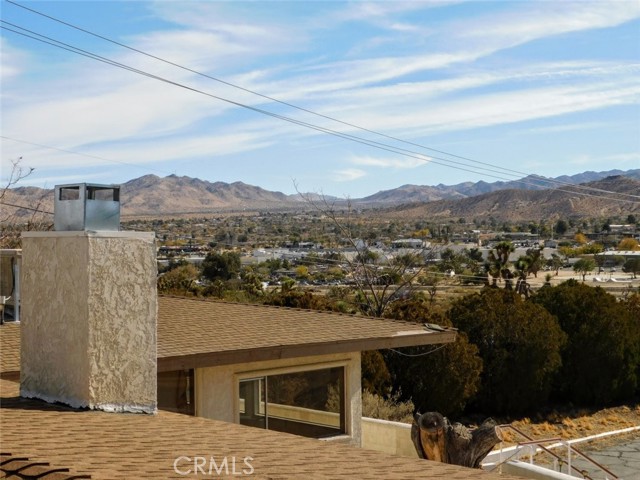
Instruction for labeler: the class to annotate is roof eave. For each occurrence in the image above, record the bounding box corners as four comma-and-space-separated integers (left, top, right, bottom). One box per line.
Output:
157, 330, 456, 372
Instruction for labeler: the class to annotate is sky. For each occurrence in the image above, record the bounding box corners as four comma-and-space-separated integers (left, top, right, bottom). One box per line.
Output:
1, 0, 639, 198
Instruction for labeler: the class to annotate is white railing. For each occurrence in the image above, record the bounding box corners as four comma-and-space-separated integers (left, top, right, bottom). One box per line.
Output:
484, 424, 619, 479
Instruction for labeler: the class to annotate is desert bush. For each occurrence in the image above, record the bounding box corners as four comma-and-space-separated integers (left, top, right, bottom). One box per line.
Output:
449, 288, 566, 415
382, 296, 482, 417
533, 280, 640, 405
361, 389, 414, 423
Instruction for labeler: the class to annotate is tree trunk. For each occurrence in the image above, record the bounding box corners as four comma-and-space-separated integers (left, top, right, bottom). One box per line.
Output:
412, 412, 502, 468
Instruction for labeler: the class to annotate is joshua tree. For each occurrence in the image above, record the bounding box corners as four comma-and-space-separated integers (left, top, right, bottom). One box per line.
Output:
487, 241, 515, 289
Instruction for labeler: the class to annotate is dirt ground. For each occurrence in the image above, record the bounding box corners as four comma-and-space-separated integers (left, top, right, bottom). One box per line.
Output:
499, 404, 640, 449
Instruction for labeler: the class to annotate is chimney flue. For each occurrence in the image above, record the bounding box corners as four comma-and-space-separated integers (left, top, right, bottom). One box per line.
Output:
54, 183, 121, 231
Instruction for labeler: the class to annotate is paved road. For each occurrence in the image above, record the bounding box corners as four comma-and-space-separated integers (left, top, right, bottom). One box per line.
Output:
572, 438, 640, 480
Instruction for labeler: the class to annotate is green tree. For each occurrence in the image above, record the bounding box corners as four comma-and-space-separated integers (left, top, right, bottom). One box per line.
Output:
533, 280, 640, 405
554, 219, 569, 236
623, 258, 640, 279
240, 269, 264, 298
157, 264, 200, 295
361, 351, 392, 396
573, 258, 596, 281
547, 253, 565, 276
449, 288, 565, 414
383, 297, 482, 416
202, 251, 241, 282
439, 248, 464, 274
295, 265, 310, 280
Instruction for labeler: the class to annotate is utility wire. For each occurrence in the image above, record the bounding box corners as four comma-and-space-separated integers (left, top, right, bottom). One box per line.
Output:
1, 21, 638, 204
0, 136, 176, 176
388, 344, 448, 357
0, 22, 535, 185
0, 201, 53, 215
8, 0, 634, 200
7, 0, 638, 201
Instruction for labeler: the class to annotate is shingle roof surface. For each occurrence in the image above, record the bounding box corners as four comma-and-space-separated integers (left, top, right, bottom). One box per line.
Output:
0, 323, 19, 374
157, 296, 454, 369
1, 297, 454, 373
0, 379, 522, 479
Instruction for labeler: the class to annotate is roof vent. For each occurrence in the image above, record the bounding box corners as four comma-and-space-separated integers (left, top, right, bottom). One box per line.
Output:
54, 183, 121, 231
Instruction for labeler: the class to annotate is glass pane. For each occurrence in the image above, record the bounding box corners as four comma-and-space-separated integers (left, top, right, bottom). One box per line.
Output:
59, 186, 79, 200
239, 377, 266, 429
267, 367, 344, 438
157, 370, 195, 415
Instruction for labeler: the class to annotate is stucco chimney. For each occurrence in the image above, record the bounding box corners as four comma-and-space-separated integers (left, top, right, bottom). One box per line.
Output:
20, 184, 157, 413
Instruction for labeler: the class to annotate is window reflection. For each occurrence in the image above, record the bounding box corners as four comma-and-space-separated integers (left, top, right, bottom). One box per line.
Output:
239, 367, 345, 438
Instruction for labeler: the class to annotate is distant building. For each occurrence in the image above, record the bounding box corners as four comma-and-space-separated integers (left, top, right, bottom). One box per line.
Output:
391, 239, 427, 249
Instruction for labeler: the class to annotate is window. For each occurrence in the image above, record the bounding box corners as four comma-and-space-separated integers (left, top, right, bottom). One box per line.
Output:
239, 366, 345, 439
158, 369, 195, 415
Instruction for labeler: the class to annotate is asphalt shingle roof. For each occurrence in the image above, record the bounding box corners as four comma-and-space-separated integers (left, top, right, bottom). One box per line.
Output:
0, 297, 508, 479
0, 379, 522, 479
156, 296, 455, 370
0, 297, 455, 374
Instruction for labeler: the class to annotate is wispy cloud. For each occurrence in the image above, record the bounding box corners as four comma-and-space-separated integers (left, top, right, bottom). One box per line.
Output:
523, 122, 609, 135
332, 168, 367, 181
0, 38, 27, 82
454, 1, 640, 50
1, 1, 638, 195
350, 155, 427, 169
569, 151, 640, 166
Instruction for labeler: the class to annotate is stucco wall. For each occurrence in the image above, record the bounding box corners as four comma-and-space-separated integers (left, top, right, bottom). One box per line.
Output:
361, 417, 417, 458
196, 352, 362, 445
20, 231, 157, 413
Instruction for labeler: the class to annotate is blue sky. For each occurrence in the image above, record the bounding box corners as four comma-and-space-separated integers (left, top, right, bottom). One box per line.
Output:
1, 0, 639, 198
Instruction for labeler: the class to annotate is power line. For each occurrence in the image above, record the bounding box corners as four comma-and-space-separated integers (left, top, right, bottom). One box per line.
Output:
0, 201, 53, 215
388, 344, 448, 357
7, 0, 624, 199
1, 21, 638, 204
0, 21, 522, 186
7, 0, 638, 201
0, 136, 176, 176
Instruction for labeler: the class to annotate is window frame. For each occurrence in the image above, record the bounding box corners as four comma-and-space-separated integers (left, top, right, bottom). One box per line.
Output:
157, 368, 196, 416
235, 360, 349, 438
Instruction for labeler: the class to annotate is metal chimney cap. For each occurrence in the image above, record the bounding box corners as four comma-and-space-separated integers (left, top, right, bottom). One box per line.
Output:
54, 183, 121, 232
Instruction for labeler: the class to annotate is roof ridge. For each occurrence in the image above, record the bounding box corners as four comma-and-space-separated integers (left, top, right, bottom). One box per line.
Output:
159, 294, 359, 318
158, 294, 441, 329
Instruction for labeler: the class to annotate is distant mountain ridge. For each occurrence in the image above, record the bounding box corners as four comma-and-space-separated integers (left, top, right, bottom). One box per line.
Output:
121, 174, 293, 213
358, 169, 640, 205
385, 175, 640, 221
4, 168, 639, 219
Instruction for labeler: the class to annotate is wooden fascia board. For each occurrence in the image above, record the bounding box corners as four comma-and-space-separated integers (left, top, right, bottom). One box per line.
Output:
157, 330, 456, 372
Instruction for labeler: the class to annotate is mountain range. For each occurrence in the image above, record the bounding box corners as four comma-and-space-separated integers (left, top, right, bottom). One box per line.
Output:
4, 168, 639, 221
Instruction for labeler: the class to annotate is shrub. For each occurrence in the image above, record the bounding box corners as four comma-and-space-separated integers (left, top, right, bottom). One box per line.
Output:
382, 297, 482, 417
361, 390, 414, 423
533, 280, 640, 405
449, 288, 565, 415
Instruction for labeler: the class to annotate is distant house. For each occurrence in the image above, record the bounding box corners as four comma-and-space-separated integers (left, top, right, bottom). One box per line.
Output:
595, 250, 640, 267
391, 239, 426, 249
